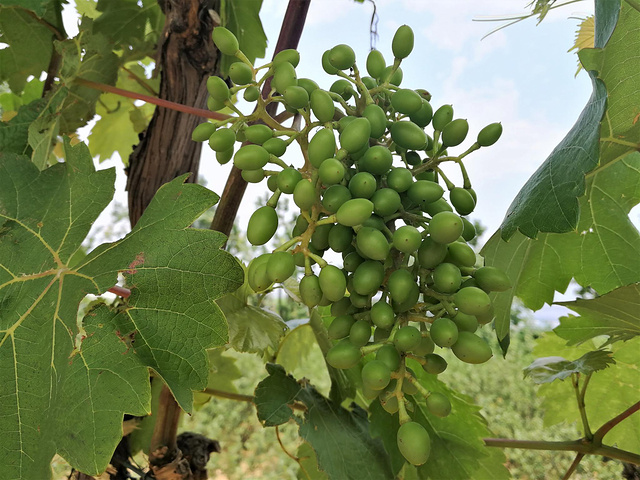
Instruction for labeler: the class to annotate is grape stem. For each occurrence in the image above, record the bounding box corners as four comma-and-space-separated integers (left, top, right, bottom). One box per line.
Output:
561, 453, 585, 480
572, 372, 593, 440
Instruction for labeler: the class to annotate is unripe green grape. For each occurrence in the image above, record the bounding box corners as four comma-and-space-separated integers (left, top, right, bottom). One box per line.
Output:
373, 327, 392, 343
447, 241, 477, 268
405, 151, 421, 166
361, 145, 393, 176
415, 170, 436, 181
441, 118, 469, 147
392, 24, 414, 59
297, 77, 319, 94
429, 317, 459, 347
356, 227, 390, 261
474, 266, 511, 292
408, 180, 444, 206
327, 224, 353, 252
432, 104, 454, 131
228, 62, 253, 85
243, 85, 260, 102
247, 253, 271, 291
293, 179, 316, 211
392, 282, 420, 313
276, 167, 302, 194
340, 117, 372, 153
451, 311, 478, 333
343, 251, 365, 272
417, 237, 448, 269
477, 122, 503, 146
192, 122, 217, 142
370, 301, 395, 329
366, 49, 386, 78
352, 260, 385, 295
233, 144, 270, 170
423, 198, 454, 216
427, 392, 451, 417
321, 49, 339, 74
338, 115, 356, 131
422, 353, 447, 375
452, 331, 492, 364
386, 167, 413, 192
206, 75, 230, 101
397, 422, 430, 466
284, 85, 310, 109
328, 43, 356, 70
273, 62, 297, 93
292, 214, 309, 237
449, 187, 476, 215
322, 184, 351, 213
349, 319, 372, 347
348, 172, 377, 199
376, 344, 401, 371
390, 121, 427, 150
247, 206, 278, 246
388, 269, 416, 304
349, 291, 370, 308
310, 89, 336, 123
212, 27, 239, 55
410, 100, 433, 128
362, 104, 388, 139
331, 297, 354, 317
330, 79, 353, 100
319, 265, 347, 302
241, 168, 264, 183
454, 286, 492, 316
266, 251, 296, 282
413, 335, 436, 356
381, 65, 403, 86
460, 277, 478, 289
391, 89, 423, 115
311, 224, 332, 251
361, 360, 391, 391
263, 137, 287, 157
336, 198, 374, 227
371, 188, 401, 217
273, 48, 300, 67
319, 158, 345, 185
393, 225, 422, 253
429, 211, 464, 245
208, 128, 236, 152
216, 147, 234, 165
394, 326, 421, 352
244, 124, 272, 145
475, 304, 495, 325
461, 217, 476, 242
300, 274, 323, 308
308, 128, 336, 168
361, 214, 386, 231
207, 96, 226, 111
432, 263, 462, 294
326, 340, 361, 369
380, 393, 399, 414
362, 76, 377, 89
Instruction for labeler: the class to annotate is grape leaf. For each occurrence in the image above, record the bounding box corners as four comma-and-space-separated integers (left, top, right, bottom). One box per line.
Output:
253, 364, 394, 480
192, 347, 243, 409
0, 95, 51, 155
523, 350, 615, 383
0, 77, 44, 116
28, 87, 68, 168
88, 63, 157, 164
369, 360, 509, 480
254, 363, 303, 427
0, 139, 243, 477
554, 283, 640, 344
534, 335, 640, 453
221, 0, 267, 74
216, 274, 288, 354
0, 6, 56, 92
0, 0, 52, 16
93, 0, 163, 50
296, 442, 329, 480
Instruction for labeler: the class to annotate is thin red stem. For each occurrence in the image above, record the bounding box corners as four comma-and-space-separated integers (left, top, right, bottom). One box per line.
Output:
593, 400, 640, 444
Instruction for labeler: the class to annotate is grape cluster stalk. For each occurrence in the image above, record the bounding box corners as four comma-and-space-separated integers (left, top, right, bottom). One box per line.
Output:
193, 24, 510, 467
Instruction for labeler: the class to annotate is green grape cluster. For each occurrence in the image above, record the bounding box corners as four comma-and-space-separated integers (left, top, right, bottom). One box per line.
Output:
195, 24, 509, 467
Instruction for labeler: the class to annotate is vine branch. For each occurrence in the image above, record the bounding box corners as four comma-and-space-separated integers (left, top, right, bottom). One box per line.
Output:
593, 400, 640, 444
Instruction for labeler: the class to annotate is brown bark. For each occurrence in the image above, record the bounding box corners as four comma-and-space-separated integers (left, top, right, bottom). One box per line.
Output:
126, 0, 220, 226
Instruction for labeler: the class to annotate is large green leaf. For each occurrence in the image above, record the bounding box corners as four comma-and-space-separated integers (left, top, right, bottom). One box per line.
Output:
554, 283, 640, 344
93, 0, 162, 50
484, 2, 640, 342
253, 364, 394, 480
0, 140, 243, 477
221, 0, 267, 74
533, 335, 640, 454
0, 7, 55, 92
0, 95, 52, 155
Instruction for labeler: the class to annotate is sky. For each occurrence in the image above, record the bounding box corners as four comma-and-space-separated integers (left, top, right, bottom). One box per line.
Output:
63, 0, 602, 324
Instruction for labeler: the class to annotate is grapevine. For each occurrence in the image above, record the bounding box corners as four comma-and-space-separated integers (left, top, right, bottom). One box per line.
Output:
194, 24, 509, 467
